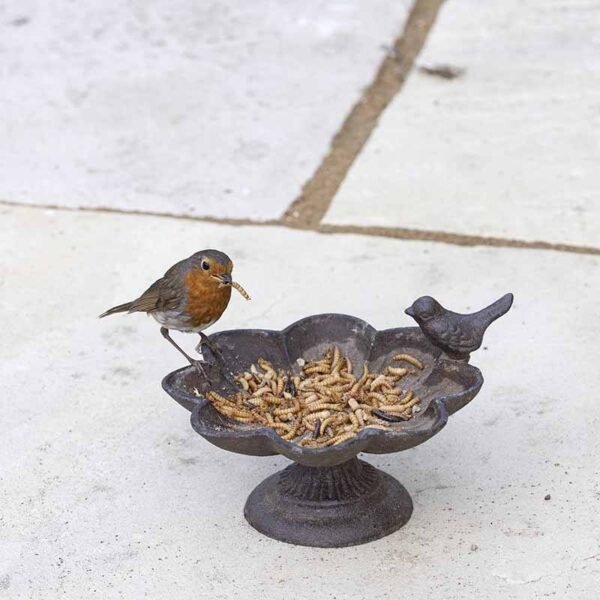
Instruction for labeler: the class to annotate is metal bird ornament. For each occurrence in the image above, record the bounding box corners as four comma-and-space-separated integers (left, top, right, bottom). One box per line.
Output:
405, 293, 514, 360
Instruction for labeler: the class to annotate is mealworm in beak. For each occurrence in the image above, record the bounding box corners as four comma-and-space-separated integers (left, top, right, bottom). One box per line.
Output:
231, 281, 251, 300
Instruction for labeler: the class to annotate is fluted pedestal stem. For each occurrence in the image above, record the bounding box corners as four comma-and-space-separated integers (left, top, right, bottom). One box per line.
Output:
244, 458, 413, 547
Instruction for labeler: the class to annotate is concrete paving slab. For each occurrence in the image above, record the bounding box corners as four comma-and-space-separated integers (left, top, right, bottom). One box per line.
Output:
324, 0, 600, 247
1, 205, 599, 599
0, 0, 410, 221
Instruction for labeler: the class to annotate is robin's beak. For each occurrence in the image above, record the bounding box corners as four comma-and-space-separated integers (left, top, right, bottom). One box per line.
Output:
218, 273, 232, 286
405, 306, 415, 318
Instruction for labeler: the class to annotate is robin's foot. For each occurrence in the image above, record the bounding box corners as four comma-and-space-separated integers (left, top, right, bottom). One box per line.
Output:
195, 337, 239, 388
191, 359, 211, 381
191, 359, 233, 389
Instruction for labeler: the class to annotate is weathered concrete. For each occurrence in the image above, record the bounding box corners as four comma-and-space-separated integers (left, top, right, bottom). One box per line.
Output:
325, 0, 600, 247
0, 0, 410, 221
1, 205, 598, 599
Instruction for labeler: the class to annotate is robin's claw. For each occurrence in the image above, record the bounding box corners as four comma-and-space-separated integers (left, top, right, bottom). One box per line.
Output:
192, 359, 210, 381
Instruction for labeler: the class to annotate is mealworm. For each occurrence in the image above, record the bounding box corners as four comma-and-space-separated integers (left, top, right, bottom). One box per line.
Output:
347, 398, 360, 411
400, 395, 420, 411
281, 424, 299, 441
375, 404, 412, 414
397, 390, 414, 405
319, 415, 339, 436
301, 417, 312, 430
385, 388, 402, 396
347, 411, 359, 428
369, 374, 389, 391
275, 377, 285, 396
376, 393, 396, 405
303, 410, 331, 423
349, 364, 370, 395
231, 281, 251, 300
330, 346, 341, 373
273, 399, 300, 416
386, 366, 410, 377
263, 396, 283, 406
207, 391, 231, 404
326, 432, 357, 446
214, 405, 254, 419
319, 374, 344, 386
302, 393, 320, 404
393, 353, 424, 370
251, 387, 273, 398
355, 409, 365, 428
303, 403, 343, 414
367, 392, 388, 404
269, 422, 292, 432
303, 365, 330, 375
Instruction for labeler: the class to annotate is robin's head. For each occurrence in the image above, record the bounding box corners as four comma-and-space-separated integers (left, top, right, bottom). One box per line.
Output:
405, 296, 443, 323
190, 249, 233, 287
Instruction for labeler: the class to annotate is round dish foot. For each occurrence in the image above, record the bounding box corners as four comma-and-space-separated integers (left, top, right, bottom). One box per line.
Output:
244, 458, 413, 547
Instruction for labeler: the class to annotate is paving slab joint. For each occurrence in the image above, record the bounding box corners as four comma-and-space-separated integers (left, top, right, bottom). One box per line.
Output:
281, 0, 446, 229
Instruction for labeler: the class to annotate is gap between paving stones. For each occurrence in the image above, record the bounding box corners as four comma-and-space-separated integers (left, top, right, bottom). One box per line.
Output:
2, 0, 598, 258
282, 0, 446, 228
2, 199, 599, 257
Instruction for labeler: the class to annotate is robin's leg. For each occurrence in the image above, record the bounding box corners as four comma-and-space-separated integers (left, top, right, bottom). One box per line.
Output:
160, 327, 208, 379
196, 332, 237, 386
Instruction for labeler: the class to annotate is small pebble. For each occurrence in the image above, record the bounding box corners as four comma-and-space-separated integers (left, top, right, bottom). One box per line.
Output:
296, 358, 306, 367
544, 494, 551, 501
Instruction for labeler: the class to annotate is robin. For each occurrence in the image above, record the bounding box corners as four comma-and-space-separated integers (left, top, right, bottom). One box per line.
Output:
99, 249, 250, 378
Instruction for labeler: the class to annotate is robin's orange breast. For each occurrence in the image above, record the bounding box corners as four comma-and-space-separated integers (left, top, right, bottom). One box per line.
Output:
184, 269, 232, 329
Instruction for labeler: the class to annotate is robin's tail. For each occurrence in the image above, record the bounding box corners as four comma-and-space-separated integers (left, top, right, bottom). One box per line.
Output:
99, 301, 134, 318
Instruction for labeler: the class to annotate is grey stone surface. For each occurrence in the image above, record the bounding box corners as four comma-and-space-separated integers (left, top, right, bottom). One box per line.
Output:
0, 0, 410, 220
1, 204, 598, 599
324, 0, 600, 247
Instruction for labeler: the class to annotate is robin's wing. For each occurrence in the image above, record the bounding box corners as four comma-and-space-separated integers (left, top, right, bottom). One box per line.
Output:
128, 276, 183, 313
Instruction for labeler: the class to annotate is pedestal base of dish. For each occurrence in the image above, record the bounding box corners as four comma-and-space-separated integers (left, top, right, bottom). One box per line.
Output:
243, 458, 412, 548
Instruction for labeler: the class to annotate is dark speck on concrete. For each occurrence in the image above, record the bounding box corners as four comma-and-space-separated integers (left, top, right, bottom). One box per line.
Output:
11, 17, 30, 26
419, 64, 465, 80
544, 494, 551, 501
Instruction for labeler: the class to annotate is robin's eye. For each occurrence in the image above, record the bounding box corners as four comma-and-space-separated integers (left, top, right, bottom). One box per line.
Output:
201, 260, 210, 271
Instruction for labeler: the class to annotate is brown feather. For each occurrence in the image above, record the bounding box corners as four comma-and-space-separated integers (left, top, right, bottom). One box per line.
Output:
98, 302, 134, 318
129, 276, 183, 313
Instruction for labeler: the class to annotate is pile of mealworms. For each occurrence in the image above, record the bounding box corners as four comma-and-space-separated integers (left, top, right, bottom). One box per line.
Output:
201, 347, 425, 448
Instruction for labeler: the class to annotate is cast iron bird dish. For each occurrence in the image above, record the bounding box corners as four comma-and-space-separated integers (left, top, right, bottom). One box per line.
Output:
162, 294, 513, 548
100, 250, 249, 379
